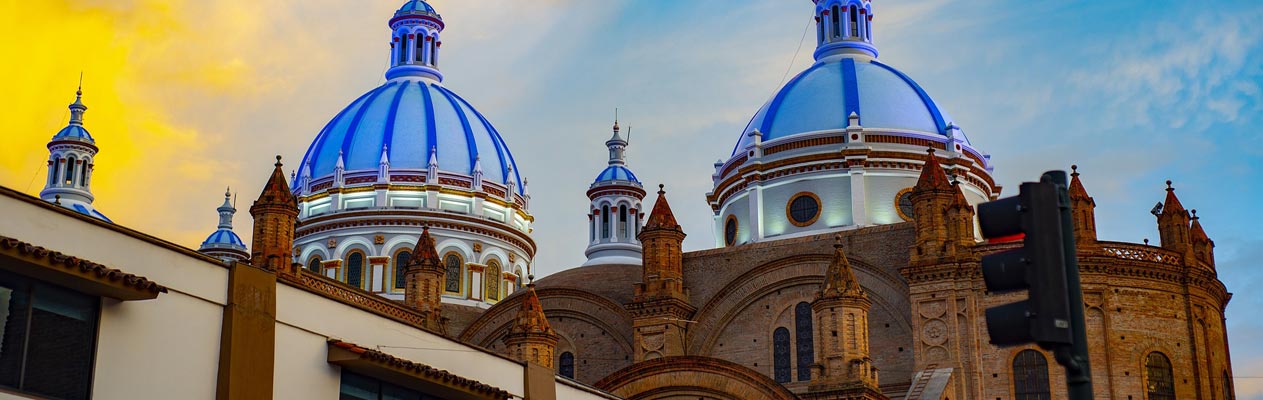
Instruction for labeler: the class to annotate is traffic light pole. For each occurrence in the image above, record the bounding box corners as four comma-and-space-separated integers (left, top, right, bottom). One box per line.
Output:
1045, 171, 1094, 400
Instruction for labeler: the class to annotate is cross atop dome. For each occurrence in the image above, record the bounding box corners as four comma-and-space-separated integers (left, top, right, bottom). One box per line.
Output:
812, 0, 878, 59
386, 0, 446, 81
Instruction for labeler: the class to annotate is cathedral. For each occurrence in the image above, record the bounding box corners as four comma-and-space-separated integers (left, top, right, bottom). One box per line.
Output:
12, 1, 1234, 399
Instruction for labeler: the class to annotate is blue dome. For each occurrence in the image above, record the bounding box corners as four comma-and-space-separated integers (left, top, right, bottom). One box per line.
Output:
53, 125, 93, 142
297, 77, 522, 189
201, 229, 245, 248
396, 0, 437, 16
71, 203, 111, 223
734, 56, 966, 155
594, 165, 640, 184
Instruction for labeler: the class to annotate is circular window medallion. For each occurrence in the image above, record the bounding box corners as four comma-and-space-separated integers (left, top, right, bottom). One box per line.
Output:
895, 188, 915, 221
724, 215, 738, 246
786, 192, 821, 227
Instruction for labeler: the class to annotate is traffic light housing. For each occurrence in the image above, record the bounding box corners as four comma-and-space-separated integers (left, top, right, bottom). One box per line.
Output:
977, 176, 1073, 347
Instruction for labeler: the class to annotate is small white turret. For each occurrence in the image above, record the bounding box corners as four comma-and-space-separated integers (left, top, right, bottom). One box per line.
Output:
40, 85, 110, 222
584, 118, 646, 267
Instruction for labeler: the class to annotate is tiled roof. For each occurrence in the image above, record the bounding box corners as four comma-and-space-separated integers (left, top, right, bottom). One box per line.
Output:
0, 235, 167, 299
327, 340, 510, 399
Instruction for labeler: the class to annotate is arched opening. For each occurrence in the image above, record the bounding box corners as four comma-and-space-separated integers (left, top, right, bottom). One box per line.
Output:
78, 159, 88, 188
724, 216, 738, 247
393, 250, 411, 289
559, 352, 575, 379
65, 156, 76, 185
430, 38, 438, 66
619, 206, 629, 240
49, 157, 61, 187
345, 251, 365, 288
794, 302, 814, 381
817, 12, 825, 44
831, 6, 841, 38
1145, 352, 1175, 400
414, 33, 424, 63
849, 6, 859, 38
397, 36, 408, 64
485, 260, 501, 301
773, 327, 791, 383
444, 253, 463, 293
1012, 349, 1051, 400
601, 205, 611, 240
306, 257, 322, 273
589, 215, 595, 242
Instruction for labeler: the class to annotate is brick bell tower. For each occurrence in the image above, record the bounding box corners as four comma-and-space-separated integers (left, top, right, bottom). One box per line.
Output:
404, 226, 447, 334
908, 149, 975, 267
1067, 165, 1098, 246
250, 156, 299, 275
627, 185, 695, 362
805, 236, 887, 400
502, 279, 559, 368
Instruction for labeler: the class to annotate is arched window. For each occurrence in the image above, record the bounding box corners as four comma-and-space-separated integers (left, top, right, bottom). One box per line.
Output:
817, 12, 825, 44
619, 206, 629, 240
794, 302, 814, 381
1012, 349, 1051, 400
345, 251, 364, 288
850, 6, 859, 38
444, 253, 462, 293
1145, 352, 1176, 400
430, 38, 438, 66
831, 6, 841, 38
79, 159, 88, 187
65, 156, 76, 185
306, 257, 322, 273
600, 205, 611, 240
414, 34, 424, 63
724, 216, 738, 246
559, 352, 575, 379
393, 251, 411, 289
866, 17, 872, 41
397, 36, 408, 64
49, 157, 61, 187
589, 215, 595, 242
485, 261, 501, 301
1224, 371, 1234, 400
773, 327, 791, 383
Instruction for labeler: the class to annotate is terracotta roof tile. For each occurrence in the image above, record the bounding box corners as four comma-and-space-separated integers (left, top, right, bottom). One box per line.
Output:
643, 185, 681, 232
327, 340, 510, 399
913, 149, 951, 193
0, 235, 168, 297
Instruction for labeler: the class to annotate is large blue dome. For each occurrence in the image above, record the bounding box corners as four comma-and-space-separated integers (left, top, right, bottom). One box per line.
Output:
201, 229, 245, 248
297, 77, 522, 188
734, 56, 966, 155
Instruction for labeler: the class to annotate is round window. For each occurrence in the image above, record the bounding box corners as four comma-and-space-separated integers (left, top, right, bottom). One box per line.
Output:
724, 216, 738, 246
896, 188, 915, 221
787, 192, 821, 227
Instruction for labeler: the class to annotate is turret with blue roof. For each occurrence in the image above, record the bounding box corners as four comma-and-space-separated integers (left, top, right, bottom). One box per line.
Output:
584, 118, 646, 267
198, 187, 249, 263
40, 84, 111, 223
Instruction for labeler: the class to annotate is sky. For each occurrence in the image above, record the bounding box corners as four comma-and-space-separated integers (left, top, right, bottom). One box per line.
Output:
2, 0, 1261, 396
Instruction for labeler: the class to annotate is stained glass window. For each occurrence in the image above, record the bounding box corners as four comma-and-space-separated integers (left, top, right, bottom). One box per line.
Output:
773, 327, 791, 383
346, 252, 364, 288
485, 261, 500, 301
1146, 352, 1176, 400
794, 302, 814, 381
1013, 349, 1051, 400
898, 190, 915, 221
444, 254, 462, 293
307, 257, 322, 273
788, 194, 820, 226
559, 352, 575, 379
393, 251, 411, 289
724, 217, 738, 246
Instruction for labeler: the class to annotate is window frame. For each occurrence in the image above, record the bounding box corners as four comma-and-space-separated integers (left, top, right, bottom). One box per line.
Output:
392, 249, 412, 290
786, 192, 822, 227
0, 269, 101, 400
559, 352, 576, 379
772, 327, 791, 383
895, 187, 916, 222
1145, 351, 1176, 400
306, 256, 323, 274
345, 250, 366, 289
724, 215, 738, 247
1011, 349, 1051, 400
794, 302, 814, 382
442, 252, 464, 295
484, 260, 501, 301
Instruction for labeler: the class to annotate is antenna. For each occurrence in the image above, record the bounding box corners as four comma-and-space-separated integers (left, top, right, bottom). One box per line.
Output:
626, 126, 632, 143
615, 108, 619, 124
78, 71, 83, 92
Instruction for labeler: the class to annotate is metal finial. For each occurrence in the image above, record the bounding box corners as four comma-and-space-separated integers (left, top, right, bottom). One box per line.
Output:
274, 155, 283, 167
1071, 164, 1079, 177
1165, 180, 1173, 190
54, 194, 61, 205
834, 234, 843, 248
1191, 209, 1198, 219
658, 184, 665, 195
77, 71, 83, 96
1143, 238, 1150, 246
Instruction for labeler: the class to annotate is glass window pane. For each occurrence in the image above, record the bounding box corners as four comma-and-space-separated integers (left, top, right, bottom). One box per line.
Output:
444, 255, 462, 293
347, 253, 364, 288
0, 276, 30, 390
559, 352, 575, 379
394, 252, 411, 289
773, 327, 791, 383
382, 380, 421, 400
794, 302, 814, 381
340, 371, 380, 400
24, 283, 98, 400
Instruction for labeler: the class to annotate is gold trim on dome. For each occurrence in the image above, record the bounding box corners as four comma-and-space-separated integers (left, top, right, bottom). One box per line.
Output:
785, 191, 822, 227
895, 187, 915, 222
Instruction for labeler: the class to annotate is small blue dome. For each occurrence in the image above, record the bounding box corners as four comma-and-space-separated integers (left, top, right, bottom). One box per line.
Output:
297, 77, 523, 189
71, 203, 112, 223
734, 56, 966, 155
396, 0, 438, 16
53, 125, 93, 142
594, 165, 639, 184
201, 229, 245, 248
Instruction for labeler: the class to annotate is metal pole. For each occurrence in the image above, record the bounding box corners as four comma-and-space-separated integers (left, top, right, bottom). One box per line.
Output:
1044, 171, 1094, 399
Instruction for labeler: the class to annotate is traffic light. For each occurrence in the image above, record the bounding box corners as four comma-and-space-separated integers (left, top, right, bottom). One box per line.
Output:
976, 175, 1073, 347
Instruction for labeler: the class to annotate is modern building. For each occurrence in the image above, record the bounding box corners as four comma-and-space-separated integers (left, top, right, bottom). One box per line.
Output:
0, 0, 1236, 399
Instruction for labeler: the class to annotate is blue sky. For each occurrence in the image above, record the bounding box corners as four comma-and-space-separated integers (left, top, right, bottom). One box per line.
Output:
5, 0, 1260, 396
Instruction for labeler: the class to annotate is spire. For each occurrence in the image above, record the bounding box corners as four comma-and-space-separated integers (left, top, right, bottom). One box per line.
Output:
1157, 180, 1193, 256
606, 116, 628, 166
403, 225, 447, 333
333, 150, 345, 188
1161, 180, 1186, 216
409, 226, 442, 270
643, 185, 681, 232
299, 161, 312, 195
378, 144, 390, 183
1190, 210, 1210, 242
250, 156, 299, 273
471, 156, 483, 190
1068, 165, 1092, 202
819, 235, 865, 300
426, 146, 438, 183
813, 0, 878, 60
41, 85, 106, 220
502, 279, 560, 368
385, 0, 445, 81
1068, 165, 1098, 245
509, 282, 555, 336
217, 187, 235, 229
913, 149, 951, 193
68, 85, 87, 127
